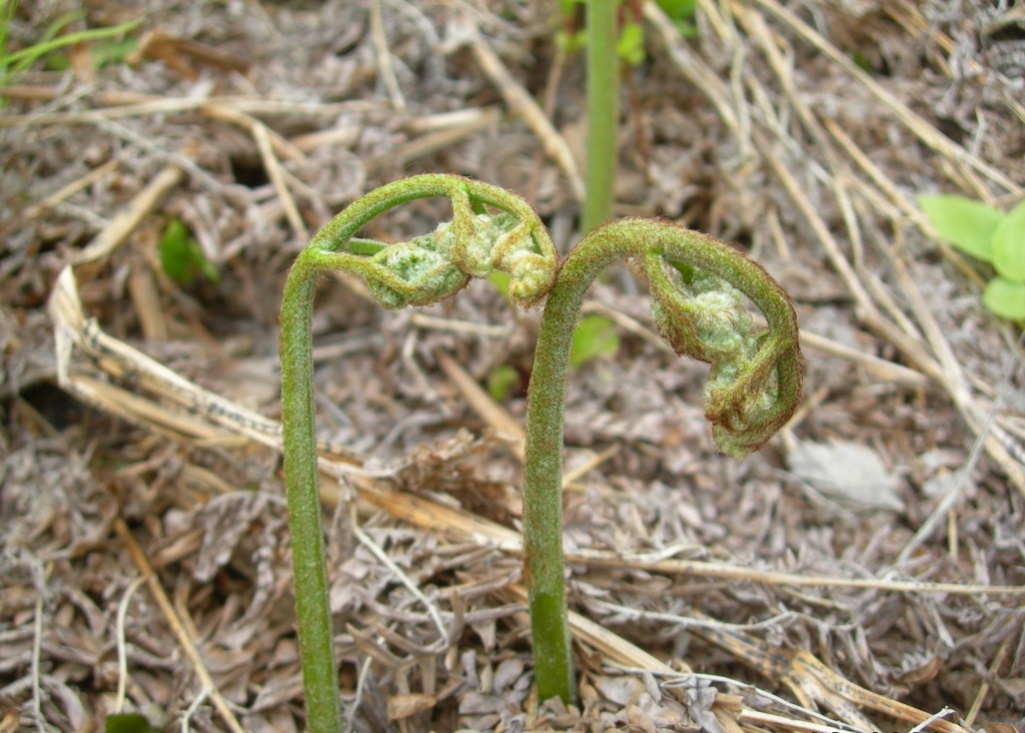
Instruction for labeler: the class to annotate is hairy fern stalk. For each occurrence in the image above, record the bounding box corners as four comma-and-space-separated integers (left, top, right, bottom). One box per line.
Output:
279, 175, 802, 730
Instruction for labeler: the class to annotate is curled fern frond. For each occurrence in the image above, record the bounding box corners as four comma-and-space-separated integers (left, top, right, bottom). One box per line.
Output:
306, 174, 558, 309
522, 216, 802, 701
280, 177, 802, 724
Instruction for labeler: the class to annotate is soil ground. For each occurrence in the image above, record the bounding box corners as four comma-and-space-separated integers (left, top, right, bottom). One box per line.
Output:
1, 1, 1024, 732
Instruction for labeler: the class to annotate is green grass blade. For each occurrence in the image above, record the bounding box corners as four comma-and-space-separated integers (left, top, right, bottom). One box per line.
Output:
1, 14, 142, 87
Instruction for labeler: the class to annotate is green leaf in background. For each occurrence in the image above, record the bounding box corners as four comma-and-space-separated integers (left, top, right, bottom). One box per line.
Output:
554, 0, 697, 59
104, 713, 161, 733
488, 269, 511, 301
89, 35, 139, 68
982, 277, 1025, 321
41, 49, 69, 71
159, 219, 219, 286
918, 194, 1002, 262
991, 199, 1025, 284
570, 313, 619, 368
657, 0, 696, 20
615, 21, 645, 66
555, 27, 586, 54
657, 0, 698, 38
851, 50, 872, 73
487, 363, 521, 402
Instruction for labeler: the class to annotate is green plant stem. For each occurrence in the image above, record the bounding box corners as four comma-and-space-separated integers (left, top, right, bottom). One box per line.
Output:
279, 175, 559, 731
523, 218, 802, 704
0, 10, 142, 88
582, 0, 618, 232
280, 249, 342, 733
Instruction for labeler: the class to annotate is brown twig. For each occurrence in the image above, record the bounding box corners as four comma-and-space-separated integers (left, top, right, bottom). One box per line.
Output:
113, 518, 245, 733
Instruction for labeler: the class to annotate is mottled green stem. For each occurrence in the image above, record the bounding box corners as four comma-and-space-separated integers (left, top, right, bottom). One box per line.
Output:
280, 249, 342, 733
582, 0, 618, 232
523, 218, 803, 703
279, 175, 557, 732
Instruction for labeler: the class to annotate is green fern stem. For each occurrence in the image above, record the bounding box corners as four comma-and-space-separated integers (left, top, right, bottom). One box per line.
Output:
523, 218, 803, 703
280, 249, 342, 733
280, 175, 558, 733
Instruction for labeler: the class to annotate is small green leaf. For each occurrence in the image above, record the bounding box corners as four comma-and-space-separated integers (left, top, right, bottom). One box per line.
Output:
104, 713, 161, 733
159, 219, 219, 286
657, 0, 696, 20
982, 277, 1025, 321
487, 364, 521, 402
991, 199, 1025, 284
159, 219, 192, 283
488, 269, 512, 300
657, 0, 698, 37
851, 50, 872, 73
918, 194, 1002, 262
90, 36, 139, 68
555, 28, 587, 54
42, 50, 70, 71
615, 22, 645, 66
42, 34, 136, 71
570, 314, 619, 368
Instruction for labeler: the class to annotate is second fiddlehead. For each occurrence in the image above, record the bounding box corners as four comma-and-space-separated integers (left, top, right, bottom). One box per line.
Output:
523, 217, 802, 702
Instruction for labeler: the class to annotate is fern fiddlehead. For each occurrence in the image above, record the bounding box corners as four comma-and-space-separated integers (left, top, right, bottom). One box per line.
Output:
279, 175, 556, 733
279, 176, 801, 728
522, 217, 802, 702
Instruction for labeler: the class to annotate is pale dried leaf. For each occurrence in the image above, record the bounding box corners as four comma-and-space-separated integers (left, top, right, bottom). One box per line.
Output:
787, 439, 904, 513
386, 692, 437, 721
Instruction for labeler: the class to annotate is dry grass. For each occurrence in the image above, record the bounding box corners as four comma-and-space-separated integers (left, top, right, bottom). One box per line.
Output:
2, 0, 1023, 731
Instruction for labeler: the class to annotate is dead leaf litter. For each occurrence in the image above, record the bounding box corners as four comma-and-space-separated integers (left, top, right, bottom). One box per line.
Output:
1, 0, 1023, 731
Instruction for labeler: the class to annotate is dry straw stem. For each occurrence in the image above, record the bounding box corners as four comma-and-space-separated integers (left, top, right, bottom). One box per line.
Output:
114, 575, 148, 714
751, 0, 1021, 198
369, 0, 407, 114
965, 639, 1011, 726
0, 86, 364, 127
72, 163, 184, 266
24, 158, 121, 220
351, 509, 448, 644
436, 350, 525, 461
252, 120, 309, 241
381, 107, 503, 170
112, 518, 244, 733
464, 22, 585, 202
